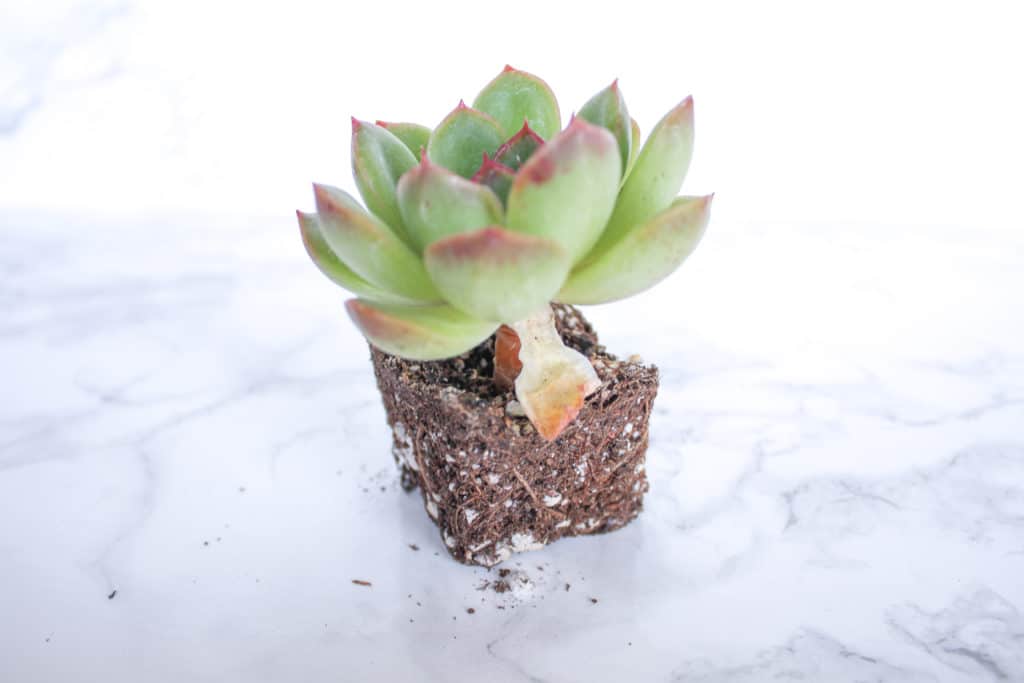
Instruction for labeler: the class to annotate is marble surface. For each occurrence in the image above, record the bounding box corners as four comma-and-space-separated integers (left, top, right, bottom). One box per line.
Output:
2, 209, 1023, 682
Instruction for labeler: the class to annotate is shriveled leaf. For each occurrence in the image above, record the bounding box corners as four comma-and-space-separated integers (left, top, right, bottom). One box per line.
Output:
473, 65, 561, 140
558, 194, 713, 305
313, 184, 441, 302
578, 80, 631, 171
509, 307, 601, 441
296, 211, 416, 303
423, 227, 570, 323
345, 299, 497, 360
351, 119, 419, 247
505, 118, 621, 264
470, 153, 515, 205
376, 121, 431, 156
426, 102, 504, 179
586, 96, 694, 259
396, 157, 504, 253
493, 122, 544, 171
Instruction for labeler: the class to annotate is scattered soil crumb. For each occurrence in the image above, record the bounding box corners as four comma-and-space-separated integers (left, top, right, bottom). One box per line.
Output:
496, 605, 505, 610
409, 544, 420, 551
107, 590, 117, 600
466, 608, 476, 615
590, 598, 598, 604
202, 541, 209, 547
498, 568, 511, 578
565, 583, 571, 592
351, 580, 372, 587
494, 580, 511, 593
238, 486, 246, 493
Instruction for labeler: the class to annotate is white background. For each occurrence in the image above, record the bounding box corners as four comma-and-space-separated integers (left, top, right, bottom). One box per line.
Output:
2, 0, 1022, 233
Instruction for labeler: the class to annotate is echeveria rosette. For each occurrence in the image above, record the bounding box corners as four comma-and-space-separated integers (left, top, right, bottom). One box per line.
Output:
297, 66, 713, 440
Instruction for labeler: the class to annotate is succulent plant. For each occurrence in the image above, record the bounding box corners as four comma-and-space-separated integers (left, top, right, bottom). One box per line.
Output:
297, 66, 712, 441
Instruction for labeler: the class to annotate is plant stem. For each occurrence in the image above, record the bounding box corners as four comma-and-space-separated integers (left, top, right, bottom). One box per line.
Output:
493, 325, 523, 392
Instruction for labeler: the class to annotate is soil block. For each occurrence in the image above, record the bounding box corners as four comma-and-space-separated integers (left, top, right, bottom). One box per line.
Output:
370, 304, 659, 567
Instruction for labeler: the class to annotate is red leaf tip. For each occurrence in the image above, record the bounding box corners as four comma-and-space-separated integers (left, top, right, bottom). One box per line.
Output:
457, 99, 468, 110
610, 78, 620, 91
502, 64, 516, 73
375, 120, 390, 128
351, 117, 362, 132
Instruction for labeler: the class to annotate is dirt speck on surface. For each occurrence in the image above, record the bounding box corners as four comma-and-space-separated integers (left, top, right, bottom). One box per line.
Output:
466, 607, 475, 614
565, 583, 571, 592
590, 597, 598, 604
498, 568, 511, 578
107, 590, 117, 600
408, 543, 419, 551
351, 579, 372, 587
493, 580, 510, 594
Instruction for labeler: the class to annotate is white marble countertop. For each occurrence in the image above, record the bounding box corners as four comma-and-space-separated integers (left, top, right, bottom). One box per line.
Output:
3, 211, 1022, 682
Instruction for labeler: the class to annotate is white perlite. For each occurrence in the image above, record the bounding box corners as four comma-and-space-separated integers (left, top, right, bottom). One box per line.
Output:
542, 492, 563, 507
464, 508, 478, 524
509, 532, 545, 553
623, 422, 634, 436
426, 500, 438, 519
391, 422, 417, 471
443, 531, 457, 549
505, 400, 526, 417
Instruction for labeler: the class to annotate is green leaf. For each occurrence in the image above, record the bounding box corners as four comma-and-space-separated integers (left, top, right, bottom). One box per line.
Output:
585, 96, 694, 261
423, 227, 570, 323
473, 65, 561, 140
345, 299, 498, 360
313, 183, 441, 303
296, 211, 417, 304
578, 80, 631, 172
557, 194, 712, 305
376, 121, 431, 157
625, 118, 641, 179
470, 154, 515, 205
351, 119, 419, 247
505, 118, 621, 264
396, 157, 504, 252
426, 102, 504, 179
493, 122, 544, 171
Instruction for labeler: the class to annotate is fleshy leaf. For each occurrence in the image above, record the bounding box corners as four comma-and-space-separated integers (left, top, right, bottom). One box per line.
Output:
624, 118, 641, 179
557, 194, 713, 305
351, 119, 419, 247
345, 299, 497, 360
578, 80, 631, 171
505, 118, 621, 264
473, 65, 561, 140
426, 102, 504, 179
375, 121, 431, 157
423, 227, 571, 323
493, 122, 545, 171
470, 154, 515, 205
585, 96, 694, 260
396, 156, 504, 253
313, 183, 441, 302
296, 211, 416, 304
